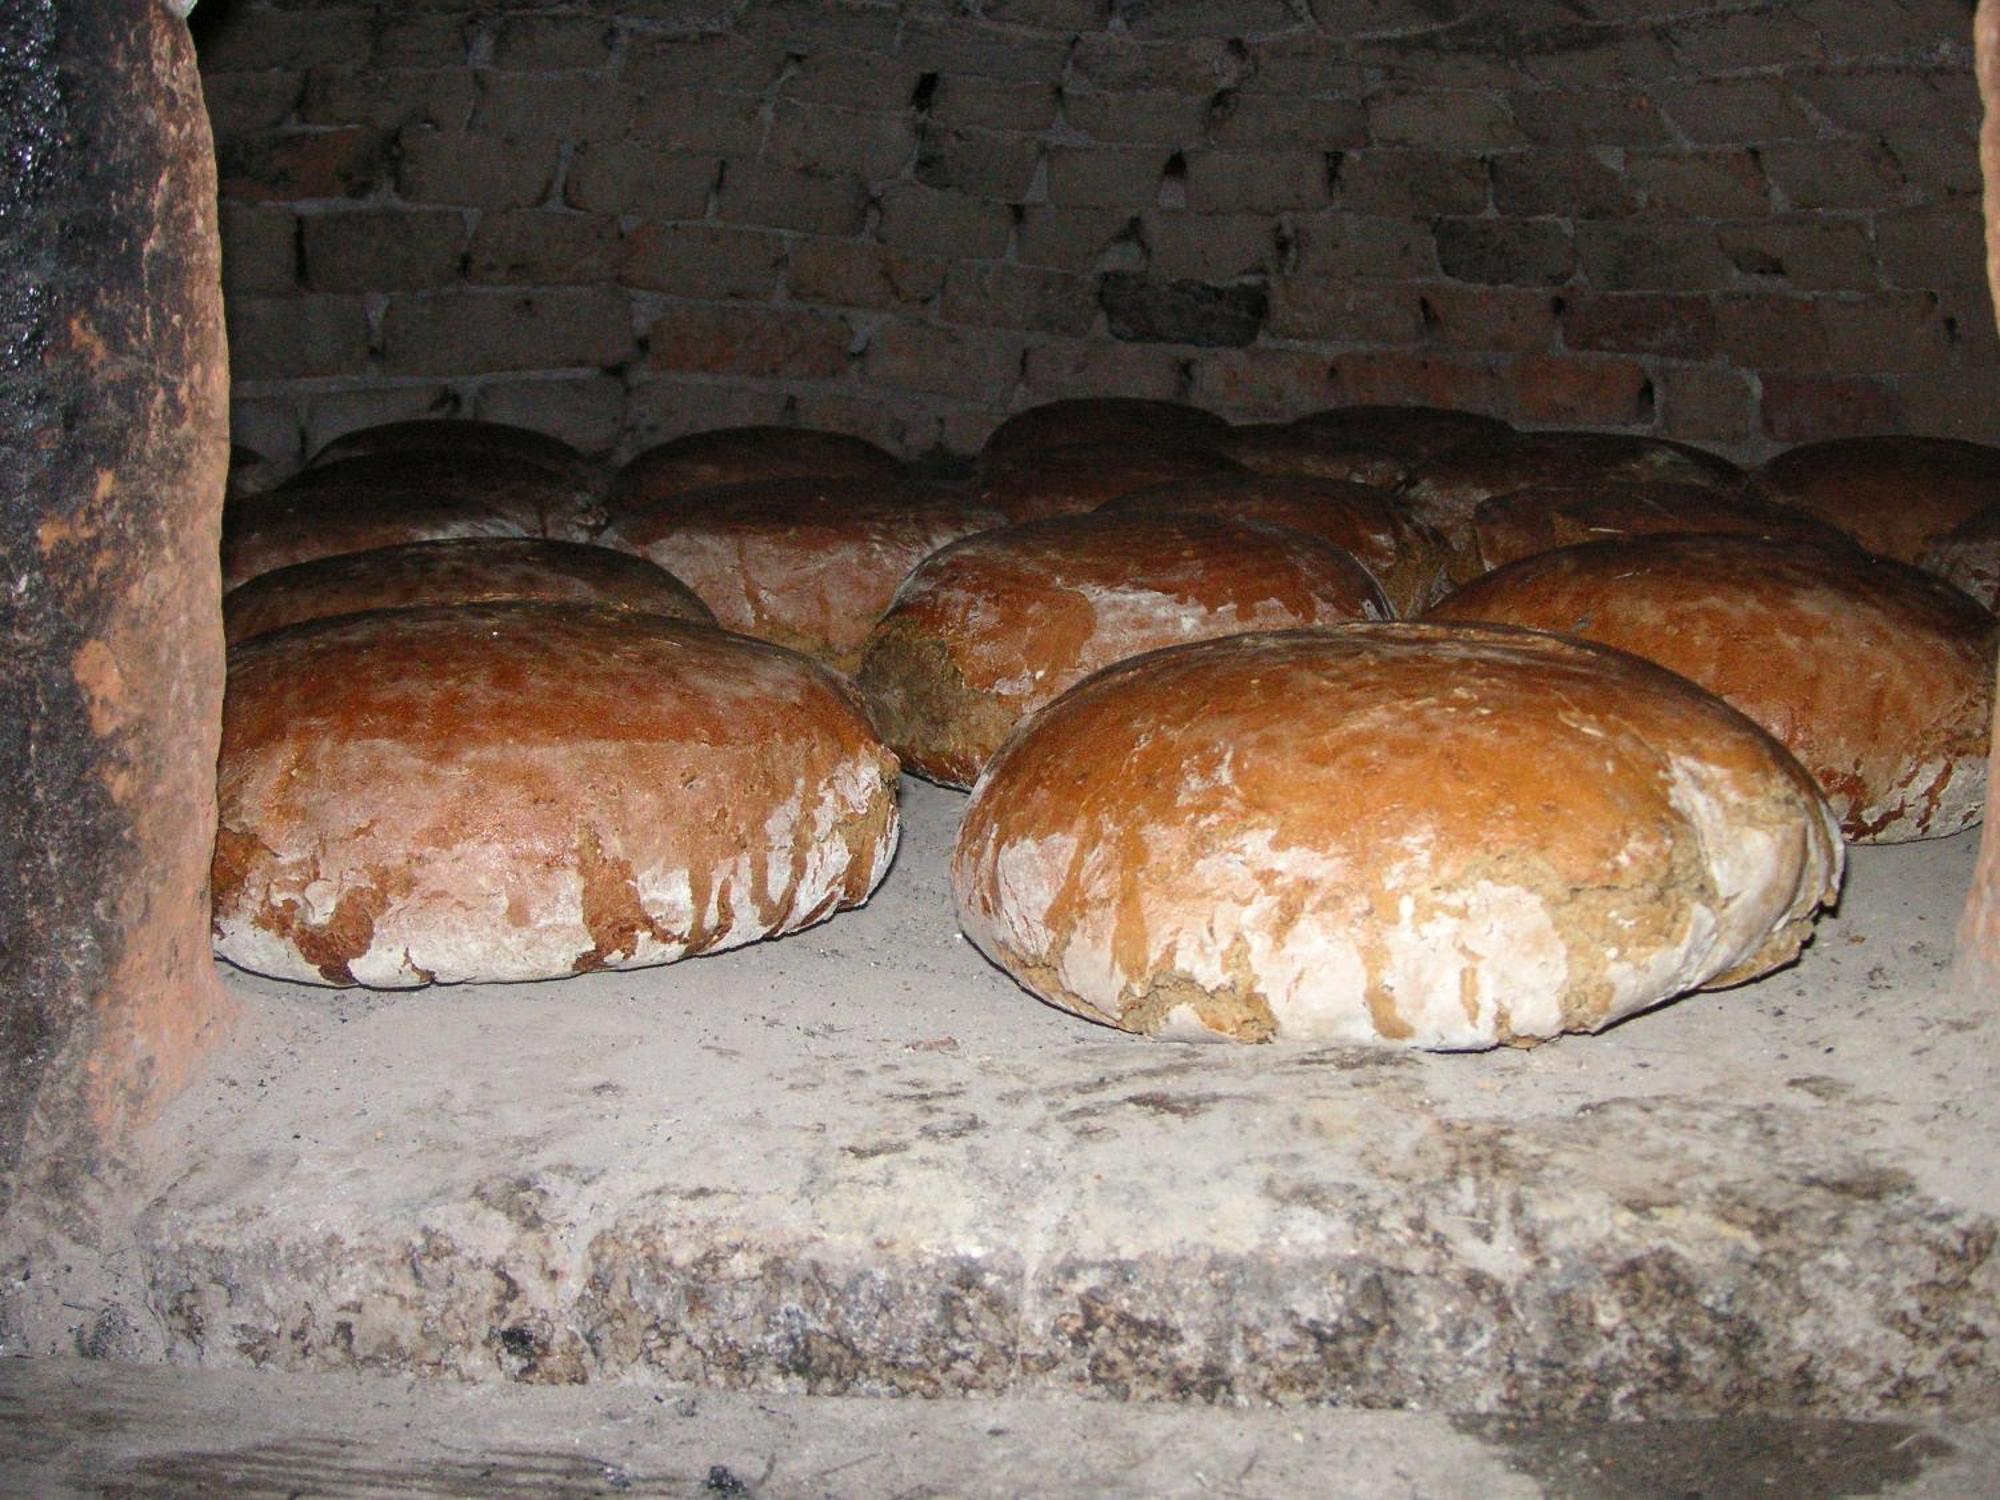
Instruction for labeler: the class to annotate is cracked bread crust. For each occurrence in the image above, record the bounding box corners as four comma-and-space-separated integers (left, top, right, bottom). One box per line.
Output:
953, 623, 1841, 1049
1427, 535, 1996, 843
856, 510, 1392, 788
212, 603, 900, 988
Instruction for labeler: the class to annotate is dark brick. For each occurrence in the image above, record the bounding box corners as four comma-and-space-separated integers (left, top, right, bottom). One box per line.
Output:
217, 127, 390, 203
474, 72, 631, 138
1490, 150, 1636, 218
913, 128, 1042, 200
1626, 149, 1771, 219
397, 129, 559, 210
1329, 150, 1488, 215
302, 209, 466, 293
1656, 365, 1756, 447
226, 295, 371, 379
717, 163, 870, 237
372, 13, 473, 68
1718, 219, 1877, 292
623, 34, 787, 92
1291, 214, 1437, 280
620, 87, 768, 154
1715, 293, 1831, 372
1191, 348, 1342, 420
768, 100, 918, 181
1014, 207, 1141, 271
1792, 66, 1980, 135
1818, 292, 1953, 374
789, 240, 948, 310
1574, 222, 1734, 292
1510, 353, 1653, 427
1436, 218, 1575, 287
645, 304, 852, 380
298, 67, 475, 131
1209, 93, 1367, 149
620, 225, 788, 300
195, 5, 372, 71
878, 184, 1014, 258
1047, 146, 1175, 210
565, 144, 715, 219
1875, 208, 1987, 289
1366, 89, 1525, 149
1100, 273, 1269, 346
1022, 338, 1184, 401
931, 76, 1061, 132
1143, 212, 1276, 281
201, 71, 303, 135
1760, 139, 1907, 211
1268, 278, 1426, 345
943, 265, 1099, 335
491, 14, 618, 71
1117, 0, 1296, 38
1654, 77, 1821, 146
219, 205, 299, 295
1325, 351, 1508, 414
467, 212, 622, 286
866, 321, 1024, 399
1185, 149, 1331, 213
1508, 86, 1672, 147
1759, 373, 1904, 443
476, 377, 627, 458
382, 289, 637, 376
1563, 292, 1717, 360
1413, 283, 1558, 353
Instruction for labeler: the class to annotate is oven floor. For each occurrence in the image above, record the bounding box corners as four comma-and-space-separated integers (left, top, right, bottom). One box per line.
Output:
18, 781, 2000, 1416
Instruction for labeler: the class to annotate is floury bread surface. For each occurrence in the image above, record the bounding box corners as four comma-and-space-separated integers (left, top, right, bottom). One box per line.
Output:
212, 604, 900, 987
1428, 535, 1996, 843
857, 511, 1391, 787
221, 537, 714, 645
953, 624, 1842, 1050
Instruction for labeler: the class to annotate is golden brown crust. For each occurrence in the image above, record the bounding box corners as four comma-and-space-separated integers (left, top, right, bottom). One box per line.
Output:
599, 477, 1006, 671
1920, 504, 2000, 611
1754, 435, 2000, 564
1402, 431, 1747, 552
1467, 482, 1860, 575
224, 452, 597, 588
1097, 472, 1453, 616
953, 622, 1841, 1048
856, 511, 1392, 786
221, 538, 715, 646
978, 398, 1232, 462
613, 426, 905, 512
1218, 422, 1413, 489
212, 603, 901, 987
309, 418, 589, 481
972, 443, 1248, 523
1426, 535, 1997, 842
1287, 404, 1513, 463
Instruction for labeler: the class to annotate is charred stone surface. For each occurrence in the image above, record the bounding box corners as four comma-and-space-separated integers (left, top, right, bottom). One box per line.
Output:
0, 0, 231, 1211
1964, 3, 2000, 998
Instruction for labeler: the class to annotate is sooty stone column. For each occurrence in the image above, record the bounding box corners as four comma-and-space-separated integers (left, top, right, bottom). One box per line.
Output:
0, 0, 232, 1211
1967, 0, 2000, 997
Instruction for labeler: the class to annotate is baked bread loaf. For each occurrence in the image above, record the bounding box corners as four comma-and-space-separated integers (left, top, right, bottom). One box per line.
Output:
1218, 422, 1412, 490
1098, 472, 1453, 616
1919, 504, 2000, 611
223, 452, 596, 588
310, 418, 590, 482
613, 426, 905, 514
1467, 482, 1859, 575
1402, 431, 1747, 555
598, 476, 1006, 672
1754, 435, 2000, 566
1287, 404, 1512, 463
979, 398, 1231, 462
222, 537, 714, 646
973, 443, 1247, 523
212, 603, 900, 987
1427, 535, 1996, 842
953, 623, 1841, 1048
857, 511, 1391, 787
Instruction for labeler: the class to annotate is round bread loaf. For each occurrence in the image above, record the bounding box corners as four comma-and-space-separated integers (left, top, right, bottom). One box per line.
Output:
221, 538, 715, 646
1426, 535, 1996, 843
857, 512, 1391, 787
598, 476, 1005, 672
1402, 432, 1747, 554
979, 398, 1231, 462
1919, 504, 2000, 611
1097, 472, 1453, 616
973, 443, 1247, 523
613, 426, 905, 514
1287, 404, 1512, 463
953, 623, 1841, 1049
212, 603, 900, 987
224, 452, 596, 588
1218, 422, 1412, 490
310, 418, 589, 481
1467, 482, 1860, 575
1754, 435, 2000, 565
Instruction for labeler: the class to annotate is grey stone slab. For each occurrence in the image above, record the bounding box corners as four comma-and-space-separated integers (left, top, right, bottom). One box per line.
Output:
3, 782, 1995, 1417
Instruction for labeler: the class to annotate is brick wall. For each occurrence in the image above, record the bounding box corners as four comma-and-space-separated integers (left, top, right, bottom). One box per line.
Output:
196, 0, 1994, 470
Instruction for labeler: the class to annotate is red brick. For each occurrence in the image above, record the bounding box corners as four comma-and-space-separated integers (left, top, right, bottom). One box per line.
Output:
781, 47, 923, 106
621, 88, 767, 155
1366, 89, 1525, 150
383, 289, 637, 376
1714, 293, 1831, 372
397, 129, 559, 210
1435, 218, 1575, 287
474, 73, 630, 138
1625, 149, 1771, 219
1291, 214, 1437, 280
1507, 86, 1673, 147
913, 128, 1042, 200
467, 212, 622, 287
1885, 370, 2000, 445
788, 240, 947, 310
226, 296, 371, 380
623, 34, 787, 93
1574, 222, 1733, 292
1656, 8, 1827, 71
931, 76, 1061, 132
1657, 366, 1757, 448
1191, 348, 1340, 420
716, 163, 870, 236
1490, 151, 1636, 218
1415, 284, 1559, 354
1014, 207, 1139, 270
1563, 293, 1717, 360
219, 205, 299, 295
202, 72, 303, 135
1510, 354, 1653, 427
1758, 374, 1904, 443
1717, 219, 1877, 292
768, 100, 918, 181
620, 225, 788, 301
1760, 139, 1906, 211
1267, 278, 1425, 345
1046, 146, 1175, 210
867, 321, 1023, 399
1208, 93, 1367, 150
1329, 150, 1488, 216
564, 144, 717, 218
646, 304, 853, 380
303, 209, 466, 293
1022, 338, 1184, 401
1793, 66, 1980, 135
1653, 77, 1819, 145
1817, 292, 1953, 374
878, 184, 1013, 258
196, 5, 372, 71
1063, 89, 1210, 144
1143, 211, 1276, 281
1936, 284, 2000, 363
1325, 352, 1507, 414
491, 14, 618, 71
1185, 149, 1332, 214
1881, 128, 1983, 199
1875, 208, 1986, 289
217, 128, 391, 203
1118, 0, 1294, 39
372, 14, 472, 68
982, 0, 1114, 29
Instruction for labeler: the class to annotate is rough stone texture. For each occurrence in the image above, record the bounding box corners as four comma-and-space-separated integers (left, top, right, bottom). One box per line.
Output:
5, 785, 1993, 1417
0, 3, 233, 1215
192, 2, 1999, 466
1964, 0, 2000, 998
